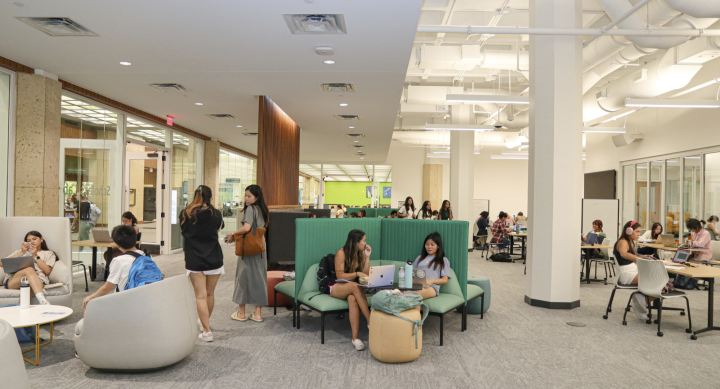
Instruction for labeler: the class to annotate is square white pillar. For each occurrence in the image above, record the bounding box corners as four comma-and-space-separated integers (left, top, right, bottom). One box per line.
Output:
525, 0, 583, 309
450, 105, 475, 249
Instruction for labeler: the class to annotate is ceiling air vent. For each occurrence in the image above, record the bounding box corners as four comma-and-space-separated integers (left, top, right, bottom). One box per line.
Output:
345, 133, 365, 138
319, 83, 357, 92
149, 83, 191, 93
335, 115, 361, 120
283, 14, 347, 34
206, 114, 237, 119
17, 17, 97, 36
243, 132, 258, 136
349, 145, 365, 149
356, 152, 367, 157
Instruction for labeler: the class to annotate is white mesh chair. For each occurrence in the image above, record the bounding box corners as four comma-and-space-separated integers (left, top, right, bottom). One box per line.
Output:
603, 259, 637, 320
634, 258, 693, 338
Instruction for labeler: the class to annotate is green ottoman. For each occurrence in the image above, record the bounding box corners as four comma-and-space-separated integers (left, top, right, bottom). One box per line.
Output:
467, 275, 491, 314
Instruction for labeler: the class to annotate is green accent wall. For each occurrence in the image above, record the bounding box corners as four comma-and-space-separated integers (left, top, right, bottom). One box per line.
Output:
325, 182, 392, 206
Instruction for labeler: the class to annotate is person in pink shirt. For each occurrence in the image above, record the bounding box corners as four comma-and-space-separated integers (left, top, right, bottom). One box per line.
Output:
687, 218, 712, 262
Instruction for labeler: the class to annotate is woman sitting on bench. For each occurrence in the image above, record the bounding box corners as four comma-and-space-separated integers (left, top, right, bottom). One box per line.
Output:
413, 232, 450, 300
1, 231, 57, 305
332, 229, 372, 351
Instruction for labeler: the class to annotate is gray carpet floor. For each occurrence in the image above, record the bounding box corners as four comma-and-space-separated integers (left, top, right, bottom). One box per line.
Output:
23, 245, 720, 389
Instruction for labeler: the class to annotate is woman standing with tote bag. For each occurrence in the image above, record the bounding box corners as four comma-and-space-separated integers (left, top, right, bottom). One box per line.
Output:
180, 185, 225, 342
227, 184, 270, 323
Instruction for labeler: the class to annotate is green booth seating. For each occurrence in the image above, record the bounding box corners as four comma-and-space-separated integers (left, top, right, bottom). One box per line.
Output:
343, 208, 398, 218
273, 280, 297, 326
376, 208, 398, 218
293, 218, 483, 345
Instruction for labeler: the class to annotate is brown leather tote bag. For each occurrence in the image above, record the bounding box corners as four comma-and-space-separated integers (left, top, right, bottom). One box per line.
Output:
234, 209, 266, 257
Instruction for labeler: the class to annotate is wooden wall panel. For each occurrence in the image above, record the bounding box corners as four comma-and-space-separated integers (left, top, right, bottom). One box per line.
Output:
257, 96, 300, 206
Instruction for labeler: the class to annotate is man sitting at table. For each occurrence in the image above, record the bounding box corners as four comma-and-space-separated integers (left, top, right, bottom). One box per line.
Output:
490, 211, 514, 251
82, 225, 147, 312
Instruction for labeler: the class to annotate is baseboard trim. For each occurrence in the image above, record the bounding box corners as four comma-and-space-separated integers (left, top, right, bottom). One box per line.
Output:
468, 248, 473, 252
524, 296, 580, 310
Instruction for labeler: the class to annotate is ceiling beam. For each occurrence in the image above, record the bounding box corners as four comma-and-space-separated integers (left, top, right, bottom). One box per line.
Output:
336, 165, 355, 182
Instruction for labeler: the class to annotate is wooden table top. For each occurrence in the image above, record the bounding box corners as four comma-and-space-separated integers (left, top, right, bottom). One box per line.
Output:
71, 240, 117, 248
664, 261, 720, 279
508, 233, 527, 237
581, 244, 614, 249
639, 243, 710, 252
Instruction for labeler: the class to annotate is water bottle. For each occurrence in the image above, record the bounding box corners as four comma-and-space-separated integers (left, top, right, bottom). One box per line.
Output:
404, 260, 413, 289
398, 267, 405, 286
20, 277, 30, 309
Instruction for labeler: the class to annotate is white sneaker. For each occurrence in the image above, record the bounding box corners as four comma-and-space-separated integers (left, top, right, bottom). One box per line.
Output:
198, 331, 213, 342
352, 339, 365, 351
631, 293, 647, 321
39, 298, 50, 305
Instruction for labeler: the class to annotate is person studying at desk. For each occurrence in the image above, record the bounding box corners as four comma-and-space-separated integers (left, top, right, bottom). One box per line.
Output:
490, 212, 513, 250
581, 220, 606, 258
637, 222, 663, 257
687, 218, 712, 262
614, 221, 658, 320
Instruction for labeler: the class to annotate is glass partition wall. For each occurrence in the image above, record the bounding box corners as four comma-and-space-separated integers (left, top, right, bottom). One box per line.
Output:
219, 149, 257, 236
621, 149, 719, 241
0, 69, 11, 217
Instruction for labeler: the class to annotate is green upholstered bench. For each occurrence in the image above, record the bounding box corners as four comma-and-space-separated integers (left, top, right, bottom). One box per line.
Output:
273, 280, 297, 326
294, 218, 477, 345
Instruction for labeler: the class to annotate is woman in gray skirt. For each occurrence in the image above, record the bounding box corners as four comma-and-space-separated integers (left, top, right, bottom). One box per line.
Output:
226, 184, 270, 322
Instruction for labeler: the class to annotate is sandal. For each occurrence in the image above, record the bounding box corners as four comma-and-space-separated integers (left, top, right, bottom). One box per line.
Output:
230, 311, 248, 321
248, 313, 264, 322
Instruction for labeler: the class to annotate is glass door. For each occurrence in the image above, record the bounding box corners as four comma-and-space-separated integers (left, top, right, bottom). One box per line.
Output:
125, 144, 166, 246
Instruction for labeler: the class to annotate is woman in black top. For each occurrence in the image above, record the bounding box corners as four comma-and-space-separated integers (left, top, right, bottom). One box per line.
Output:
438, 200, 453, 220
180, 185, 224, 342
614, 221, 655, 320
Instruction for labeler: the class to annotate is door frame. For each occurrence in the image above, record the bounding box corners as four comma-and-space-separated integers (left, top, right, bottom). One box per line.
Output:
124, 140, 170, 253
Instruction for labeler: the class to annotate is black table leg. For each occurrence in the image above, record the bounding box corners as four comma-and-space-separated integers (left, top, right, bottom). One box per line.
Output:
90, 247, 97, 281
694, 278, 720, 336
585, 250, 591, 284
510, 235, 515, 255
522, 237, 526, 261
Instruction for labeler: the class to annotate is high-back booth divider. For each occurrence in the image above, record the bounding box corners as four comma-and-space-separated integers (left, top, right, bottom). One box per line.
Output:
267, 211, 309, 269
294, 218, 469, 301
380, 219, 469, 301
305, 209, 331, 218
345, 208, 398, 218
294, 218, 383, 298
376, 208, 398, 217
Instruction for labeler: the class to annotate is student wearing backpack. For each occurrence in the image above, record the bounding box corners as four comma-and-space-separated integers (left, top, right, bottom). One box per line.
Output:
82, 225, 148, 312
181, 185, 225, 342
331, 229, 372, 351
412, 232, 451, 300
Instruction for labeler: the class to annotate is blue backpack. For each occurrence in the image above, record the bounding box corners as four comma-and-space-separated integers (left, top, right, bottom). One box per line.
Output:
122, 251, 163, 291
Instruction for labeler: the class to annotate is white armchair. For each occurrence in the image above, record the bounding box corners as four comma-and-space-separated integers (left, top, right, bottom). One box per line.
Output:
0, 318, 31, 388
74, 275, 197, 371
0, 217, 72, 307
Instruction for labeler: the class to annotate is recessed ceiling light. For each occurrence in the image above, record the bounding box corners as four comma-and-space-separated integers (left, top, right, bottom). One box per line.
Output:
349, 126, 355, 129
324, 60, 335, 65
360, 157, 364, 159
236, 125, 243, 128
119, 61, 131, 66
340, 103, 348, 107
354, 140, 359, 143
195, 103, 203, 106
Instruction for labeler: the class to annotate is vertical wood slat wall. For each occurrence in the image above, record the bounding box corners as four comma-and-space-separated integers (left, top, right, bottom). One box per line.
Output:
257, 96, 300, 206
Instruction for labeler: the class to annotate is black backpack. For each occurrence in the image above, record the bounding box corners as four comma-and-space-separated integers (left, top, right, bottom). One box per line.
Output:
490, 253, 512, 262
317, 254, 337, 294
673, 275, 700, 290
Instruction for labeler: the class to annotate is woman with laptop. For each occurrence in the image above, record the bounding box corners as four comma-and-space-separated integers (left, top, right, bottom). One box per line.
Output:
581, 220, 606, 259
1, 231, 56, 305
331, 229, 372, 351
687, 218, 712, 262
638, 222, 663, 257
412, 232, 451, 300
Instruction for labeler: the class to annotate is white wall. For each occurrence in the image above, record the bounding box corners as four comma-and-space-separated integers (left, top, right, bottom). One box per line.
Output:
387, 142, 529, 218
385, 141, 425, 207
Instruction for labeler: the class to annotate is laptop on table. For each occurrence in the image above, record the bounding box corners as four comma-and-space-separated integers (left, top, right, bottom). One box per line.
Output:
585, 233, 599, 246
92, 229, 113, 243
672, 249, 691, 264
658, 234, 677, 248
366, 265, 395, 288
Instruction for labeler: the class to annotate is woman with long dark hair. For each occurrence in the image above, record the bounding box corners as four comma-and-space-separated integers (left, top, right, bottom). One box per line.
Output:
438, 200, 453, 220
180, 185, 225, 342
614, 221, 655, 320
398, 196, 416, 219
121, 211, 140, 236
638, 222, 663, 257
412, 232, 451, 300
227, 184, 270, 323
331, 229, 372, 350
419, 201, 433, 219
1, 231, 57, 305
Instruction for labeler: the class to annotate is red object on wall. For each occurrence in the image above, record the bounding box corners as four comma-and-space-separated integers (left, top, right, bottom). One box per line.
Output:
267, 271, 294, 307
166, 116, 174, 126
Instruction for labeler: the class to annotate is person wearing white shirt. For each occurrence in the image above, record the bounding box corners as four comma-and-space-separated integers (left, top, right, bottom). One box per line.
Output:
638, 222, 663, 257
398, 197, 416, 219
82, 225, 145, 312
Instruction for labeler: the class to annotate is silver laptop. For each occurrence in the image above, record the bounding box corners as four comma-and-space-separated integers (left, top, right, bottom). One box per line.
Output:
0, 256, 34, 274
367, 265, 395, 288
92, 229, 113, 243
658, 234, 677, 248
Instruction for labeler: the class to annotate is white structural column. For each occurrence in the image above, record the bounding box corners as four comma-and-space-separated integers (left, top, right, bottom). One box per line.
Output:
450, 104, 475, 248
525, 0, 583, 309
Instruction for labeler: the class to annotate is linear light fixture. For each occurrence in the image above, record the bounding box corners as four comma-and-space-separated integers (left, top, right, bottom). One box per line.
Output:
427, 155, 450, 159
433, 151, 451, 154
446, 94, 529, 105
625, 99, 720, 108
583, 127, 627, 134
424, 124, 496, 131
501, 152, 529, 156
491, 155, 528, 160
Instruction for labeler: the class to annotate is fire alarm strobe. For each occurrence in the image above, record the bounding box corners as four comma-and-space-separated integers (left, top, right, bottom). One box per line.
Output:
315, 46, 334, 55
